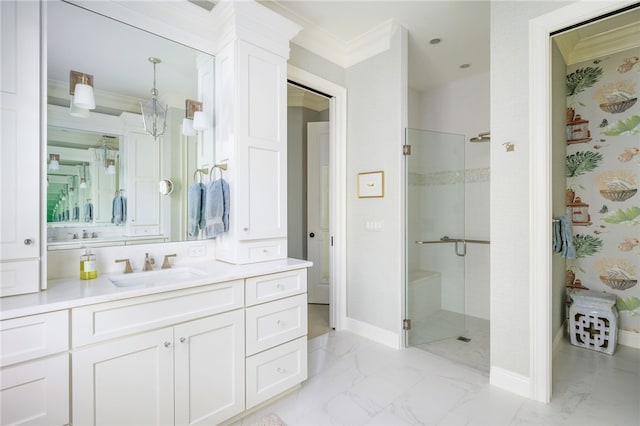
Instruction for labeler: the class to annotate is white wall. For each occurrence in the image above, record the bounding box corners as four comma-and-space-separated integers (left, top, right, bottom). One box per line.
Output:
344, 27, 408, 333
415, 72, 491, 320
288, 27, 408, 337
490, 0, 570, 377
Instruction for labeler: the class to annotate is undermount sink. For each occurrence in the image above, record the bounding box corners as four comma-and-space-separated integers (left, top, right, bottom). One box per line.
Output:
109, 267, 208, 288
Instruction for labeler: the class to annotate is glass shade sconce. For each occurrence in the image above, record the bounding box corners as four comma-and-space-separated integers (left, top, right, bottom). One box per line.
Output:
182, 99, 209, 136
140, 57, 168, 140
105, 159, 116, 175
69, 70, 96, 117
49, 154, 60, 171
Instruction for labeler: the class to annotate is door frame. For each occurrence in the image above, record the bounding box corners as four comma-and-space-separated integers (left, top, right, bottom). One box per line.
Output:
287, 64, 347, 330
529, 0, 637, 403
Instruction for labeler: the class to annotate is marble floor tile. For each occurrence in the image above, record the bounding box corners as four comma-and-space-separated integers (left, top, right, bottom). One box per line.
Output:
413, 311, 490, 373
240, 330, 640, 426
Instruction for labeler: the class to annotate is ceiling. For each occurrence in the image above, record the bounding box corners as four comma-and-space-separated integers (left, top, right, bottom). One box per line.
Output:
47, 0, 639, 110
260, 0, 491, 92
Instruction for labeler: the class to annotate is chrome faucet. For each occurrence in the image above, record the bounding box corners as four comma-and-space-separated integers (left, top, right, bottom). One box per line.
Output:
143, 253, 155, 271
161, 253, 177, 269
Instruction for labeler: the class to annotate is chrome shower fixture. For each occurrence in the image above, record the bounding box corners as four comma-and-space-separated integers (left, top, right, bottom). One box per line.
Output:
470, 131, 490, 143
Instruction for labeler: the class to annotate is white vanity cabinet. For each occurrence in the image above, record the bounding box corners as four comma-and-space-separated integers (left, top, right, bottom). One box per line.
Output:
71, 280, 245, 425
245, 269, 308, 408
0, 311, 69, 425
73, 311, 244, 425
0, 0, 41, 296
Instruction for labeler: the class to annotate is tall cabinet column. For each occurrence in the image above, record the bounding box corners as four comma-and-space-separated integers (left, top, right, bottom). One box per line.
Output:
0, 0, 41, 296
210, 2, 300, 264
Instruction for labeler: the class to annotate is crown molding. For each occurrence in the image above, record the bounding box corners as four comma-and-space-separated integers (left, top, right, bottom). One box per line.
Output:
208, 0, 301, 57
555, 20, 640, 66
569, 22, 640, 65
287, 90, 329, 112
345, 19, 398, 68
264, 1, 398, 69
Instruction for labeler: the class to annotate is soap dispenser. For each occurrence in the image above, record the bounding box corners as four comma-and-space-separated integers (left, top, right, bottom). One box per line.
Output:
80, 249, 97, 280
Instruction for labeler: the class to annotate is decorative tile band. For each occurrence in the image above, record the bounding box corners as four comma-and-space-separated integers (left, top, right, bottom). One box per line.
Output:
408, 168, 490, 186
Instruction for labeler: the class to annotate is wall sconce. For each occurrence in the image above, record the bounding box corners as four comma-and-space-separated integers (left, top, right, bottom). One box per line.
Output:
69, 71, 96, 115
105, 159, 116, 175
182, 99, 209, 135
140, 57, 168, 140
49, 154, 60, 171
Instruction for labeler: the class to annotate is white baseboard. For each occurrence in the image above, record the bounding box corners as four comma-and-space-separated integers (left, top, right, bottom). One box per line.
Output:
489, 366, 531, 399
344, 317, 400, 349
619, 329, 640, 349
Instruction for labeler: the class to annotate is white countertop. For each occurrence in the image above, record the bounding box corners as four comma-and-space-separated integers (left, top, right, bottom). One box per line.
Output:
1, 258, 312, 320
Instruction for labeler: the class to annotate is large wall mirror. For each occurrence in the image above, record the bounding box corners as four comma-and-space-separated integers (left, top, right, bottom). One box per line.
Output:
46, 0, 214, 250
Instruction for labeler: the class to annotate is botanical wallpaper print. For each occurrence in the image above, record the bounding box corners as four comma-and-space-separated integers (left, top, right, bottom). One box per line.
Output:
565, 47, 640, 334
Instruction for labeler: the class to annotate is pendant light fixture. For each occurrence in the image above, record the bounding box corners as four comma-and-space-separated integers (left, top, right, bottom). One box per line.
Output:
140, 57, 168, 140
102, 138, 117, 175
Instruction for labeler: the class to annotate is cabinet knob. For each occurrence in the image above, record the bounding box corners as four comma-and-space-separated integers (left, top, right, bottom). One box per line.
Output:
277, 367, 286, 374
243, 227, 249, 231
180, 337, 186, 343
23, 238, 33, 246
164, 341, 172, 348
309, 232, 315, 238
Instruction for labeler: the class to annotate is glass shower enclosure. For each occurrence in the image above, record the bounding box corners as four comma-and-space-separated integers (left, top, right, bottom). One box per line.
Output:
404, 128, 467, 347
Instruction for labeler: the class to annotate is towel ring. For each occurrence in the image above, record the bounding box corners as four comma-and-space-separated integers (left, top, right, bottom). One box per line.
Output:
209, 164, 227, 180
193, 168, 208, 184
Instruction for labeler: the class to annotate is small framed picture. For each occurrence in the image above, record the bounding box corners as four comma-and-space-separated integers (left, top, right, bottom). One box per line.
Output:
358, 171, 384, 198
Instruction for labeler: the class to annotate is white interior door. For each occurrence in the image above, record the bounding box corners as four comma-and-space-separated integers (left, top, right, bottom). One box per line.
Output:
307, 122, 330, 304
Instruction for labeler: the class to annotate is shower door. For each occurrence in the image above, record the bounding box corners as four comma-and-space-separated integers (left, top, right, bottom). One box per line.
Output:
405, 128, 466, 347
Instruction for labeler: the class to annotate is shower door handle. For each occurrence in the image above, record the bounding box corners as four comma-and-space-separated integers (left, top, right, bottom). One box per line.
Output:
455, 240, 467, 257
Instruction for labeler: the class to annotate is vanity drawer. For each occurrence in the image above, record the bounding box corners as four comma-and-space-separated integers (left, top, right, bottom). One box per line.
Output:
1, 310, 68, 367
245, 269, 307, 306
246, 294, 307, 356
72, 280, 243, 347
245, 336, 307, 409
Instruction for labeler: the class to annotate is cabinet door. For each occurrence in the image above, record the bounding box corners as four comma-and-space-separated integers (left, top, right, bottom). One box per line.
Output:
124, 129, 160, 236
174, 310, 245, 425
0, 0, 40, 292
236, 40, 287, 241
72, 328, 174, 425
0, 353, 69, 426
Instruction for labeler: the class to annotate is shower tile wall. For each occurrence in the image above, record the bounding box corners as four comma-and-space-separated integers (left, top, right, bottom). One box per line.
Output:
565, 47, 640, 337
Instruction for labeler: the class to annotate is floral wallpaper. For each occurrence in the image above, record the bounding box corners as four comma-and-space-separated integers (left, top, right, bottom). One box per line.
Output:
565, 47, 640, 335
